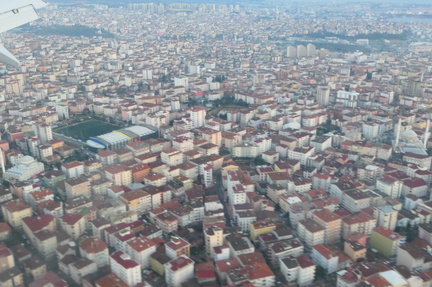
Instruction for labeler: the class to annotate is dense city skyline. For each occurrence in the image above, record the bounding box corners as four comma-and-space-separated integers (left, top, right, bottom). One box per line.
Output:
0, 1, 432, 287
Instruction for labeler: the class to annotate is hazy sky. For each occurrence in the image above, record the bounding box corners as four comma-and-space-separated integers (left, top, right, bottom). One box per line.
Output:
53, 0, 429, 2
50, 0, 432, 7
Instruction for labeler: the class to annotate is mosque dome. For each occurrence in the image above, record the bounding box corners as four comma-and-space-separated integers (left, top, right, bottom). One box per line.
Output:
19, 156, 35, 166
284, 122, 301, 130
402, 130, 419, 143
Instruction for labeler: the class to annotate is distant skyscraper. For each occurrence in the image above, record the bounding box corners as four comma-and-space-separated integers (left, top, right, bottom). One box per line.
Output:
307, 43, 317, 57
34, 122, 52, 144
287, 46, 297, 58
316, 86, 330, 106
297, 45, 307, 57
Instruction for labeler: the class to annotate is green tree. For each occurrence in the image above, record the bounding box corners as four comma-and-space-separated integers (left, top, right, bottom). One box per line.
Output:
254, 155, 267, 165
215, 75, 226, 83
219, 114, 228, 120
316, 266, 327, 279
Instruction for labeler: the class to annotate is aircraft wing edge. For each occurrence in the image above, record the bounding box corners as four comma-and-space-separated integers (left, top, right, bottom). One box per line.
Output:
0, 46, 20, 68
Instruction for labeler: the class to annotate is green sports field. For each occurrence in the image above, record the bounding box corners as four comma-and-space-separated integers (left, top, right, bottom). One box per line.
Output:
54, 120, 121, 140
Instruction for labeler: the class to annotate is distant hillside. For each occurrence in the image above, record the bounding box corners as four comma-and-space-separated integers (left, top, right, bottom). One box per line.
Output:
51, 0, 263, 7
18, 24, 115, 38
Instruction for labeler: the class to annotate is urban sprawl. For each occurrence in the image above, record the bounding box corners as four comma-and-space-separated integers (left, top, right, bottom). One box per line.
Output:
1, 1, 432, 287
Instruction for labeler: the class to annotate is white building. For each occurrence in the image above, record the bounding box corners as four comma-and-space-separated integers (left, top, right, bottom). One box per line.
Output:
373, 206, 398, 231
3, 156, 44, 182
34, 122, 53, 144
189, 107, 206, 128
212, 245, 230, 261
174, 76, 189, 89
110, 251, 142, 287
311, 245, 350, 274
287, 46, 297, 58
126, 236, 157, 269
164, 255, 194, 287
79, 237, 109, 268
200, 163, 213, 188
280, 255, 316, 287
336, 91, 359, 108
56, 104, 70, 119
376, 175, 402, 198
297, 45, 307, 57
316, 86, 330, 106
61, 161, 85, 178
288, 146, 315, 166
205, 226, 224, 257
236, 211, 257, 232
233, 144, 260, 158
306, 44, 316, 57
362, 122, 380, 140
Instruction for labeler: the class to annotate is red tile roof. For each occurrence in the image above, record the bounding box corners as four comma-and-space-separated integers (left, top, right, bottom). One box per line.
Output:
215, 258, 240, 273
165, 237, 190, 251
29, 271, 67, 287
403, 177, 427, 189
127, 236, 156, 252
61, 213, 84, 225
167, 255, 194, 271
111, 251, 139, 269
372, 226, 401, 241
313, 208, 341, 223
62, 161, 83, 169
95, 273, 128, 287
22, 214, 55, 233
80, 237, 107, 254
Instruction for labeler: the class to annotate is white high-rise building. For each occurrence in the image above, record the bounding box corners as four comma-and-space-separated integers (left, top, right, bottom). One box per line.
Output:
171, 97, 181, 111
188, 65, 200, 75
307, 43, 317, 57
336, 90, 359, 108
316, 86, 330, 106
297, 45, 307, 57
56, 104, 69, 119
26, 137, 40, 157
110, 251, 142, 287
143, 69, 153, 80
200, 163, 213, 188
287, 46, 297, 58
34, 122, 52, 144
362, 122, 380, 140
174, 76, 189, 89
189, 107, 206, 128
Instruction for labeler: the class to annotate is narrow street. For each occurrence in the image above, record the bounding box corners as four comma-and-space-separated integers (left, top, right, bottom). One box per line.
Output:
214, 171, 232, 226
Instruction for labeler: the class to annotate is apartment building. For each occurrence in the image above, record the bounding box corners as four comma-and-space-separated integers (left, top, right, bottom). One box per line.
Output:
110, 251, 142, 287
164, 255, 195, 287
311, 209, 342, 245
126, 236, 157, 269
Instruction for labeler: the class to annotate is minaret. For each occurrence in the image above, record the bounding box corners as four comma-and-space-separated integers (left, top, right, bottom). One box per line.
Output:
395, 117, 402, 148
424, 117, 430, 149
0, 148, 5, 175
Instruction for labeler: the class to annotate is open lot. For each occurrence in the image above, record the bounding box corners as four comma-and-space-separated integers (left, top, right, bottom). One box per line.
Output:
54, 120, 121, 140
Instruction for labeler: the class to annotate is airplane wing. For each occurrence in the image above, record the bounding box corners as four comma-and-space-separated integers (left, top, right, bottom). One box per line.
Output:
0, 0, 47, 68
